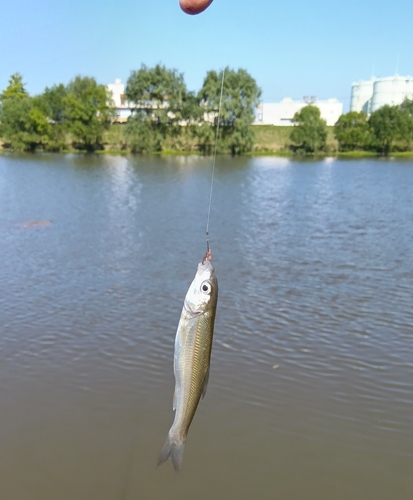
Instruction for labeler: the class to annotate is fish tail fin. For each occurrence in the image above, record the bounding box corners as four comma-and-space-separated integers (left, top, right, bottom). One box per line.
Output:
157, 433, 185, 471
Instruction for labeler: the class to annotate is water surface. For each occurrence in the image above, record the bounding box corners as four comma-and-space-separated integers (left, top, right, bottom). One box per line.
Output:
0, 154, 412, 499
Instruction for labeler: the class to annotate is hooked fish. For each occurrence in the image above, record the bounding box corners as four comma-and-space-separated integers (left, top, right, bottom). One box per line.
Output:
157, 250, 218, 471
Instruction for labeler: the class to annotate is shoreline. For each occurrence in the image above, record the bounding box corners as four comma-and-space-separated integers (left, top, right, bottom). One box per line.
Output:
2, 147, 413, 158
2, 125, 413, 157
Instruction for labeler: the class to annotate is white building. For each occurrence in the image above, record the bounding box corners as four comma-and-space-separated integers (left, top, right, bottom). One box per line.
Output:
255, 97, 343, 126
108, 79, 344, 127
106, 79, 135, 122
350, 75, 413, 114
107, 78, 182, 123
350, 79, 375, 114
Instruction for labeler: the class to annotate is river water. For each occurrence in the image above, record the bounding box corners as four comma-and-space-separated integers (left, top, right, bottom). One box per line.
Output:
0, 154, 412, 500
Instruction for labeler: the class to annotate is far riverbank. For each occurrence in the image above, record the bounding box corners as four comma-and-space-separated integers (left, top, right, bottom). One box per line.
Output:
2, 125, 413, 157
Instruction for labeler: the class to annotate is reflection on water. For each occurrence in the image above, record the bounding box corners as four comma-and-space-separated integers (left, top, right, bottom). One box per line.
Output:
0, 154, 412, 500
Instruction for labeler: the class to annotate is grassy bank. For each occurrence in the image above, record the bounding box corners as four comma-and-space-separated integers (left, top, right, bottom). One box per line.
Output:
3, 124, 413, 157
101, 124, 341, 155
252, 125, 339, 153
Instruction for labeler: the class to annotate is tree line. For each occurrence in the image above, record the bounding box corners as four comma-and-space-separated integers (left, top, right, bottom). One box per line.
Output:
290, 101, 413, 154
0, 74, 114, 152
3, 68, 413, 156
0, 66, 261, 154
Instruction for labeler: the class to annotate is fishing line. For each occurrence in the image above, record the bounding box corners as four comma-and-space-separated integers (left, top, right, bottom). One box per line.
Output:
119, 70, 226, 499
205, 68, 225, 254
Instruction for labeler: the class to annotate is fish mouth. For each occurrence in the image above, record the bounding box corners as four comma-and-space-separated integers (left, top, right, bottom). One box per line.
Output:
183, 299, 203, 316
202, 249, 212, 264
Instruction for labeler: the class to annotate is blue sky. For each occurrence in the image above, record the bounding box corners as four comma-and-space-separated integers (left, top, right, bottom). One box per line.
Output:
2, 0, 412, 110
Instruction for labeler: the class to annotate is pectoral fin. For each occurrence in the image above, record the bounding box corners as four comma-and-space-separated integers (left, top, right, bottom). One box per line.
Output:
201, 367, 210, 399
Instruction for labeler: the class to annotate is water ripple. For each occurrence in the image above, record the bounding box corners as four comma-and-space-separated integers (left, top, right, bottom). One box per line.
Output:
1, 155, 413, 499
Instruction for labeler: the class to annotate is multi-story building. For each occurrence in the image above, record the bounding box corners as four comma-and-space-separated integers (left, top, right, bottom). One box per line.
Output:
107, 79, 135, 122
108, 79, 344, 127
107, 78, 183, 123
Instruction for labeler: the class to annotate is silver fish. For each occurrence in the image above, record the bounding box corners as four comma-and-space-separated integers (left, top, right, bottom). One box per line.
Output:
158, 250, 218, 471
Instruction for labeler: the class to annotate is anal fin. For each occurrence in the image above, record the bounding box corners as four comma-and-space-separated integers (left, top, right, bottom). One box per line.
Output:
201, 367, 210, 399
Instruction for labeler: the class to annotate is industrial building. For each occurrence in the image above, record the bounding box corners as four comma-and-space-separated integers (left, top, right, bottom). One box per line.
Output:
107, 79, 344, 126
255, 98, 343, 126
350, 75, 413, 114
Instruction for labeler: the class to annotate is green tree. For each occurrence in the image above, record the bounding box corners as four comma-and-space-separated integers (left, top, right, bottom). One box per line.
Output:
290, 105, 327, 153
400, 98, 413, 116
126, 64, 187, 127
198, 67, 261, 155
0, 97, 50, 151
35, 84, 68, 151
125, 64, 192, 152
63, 76, 115, 151
0, 73, 28, 102
124, 112, 160, 153
399, 98, 413, 149
39, 84, 68, 123
334, 111, 370, 151
194, 123, 215, 155
368, 104, 412, 154
180, 92, 204, 124
0, 74, 58, 151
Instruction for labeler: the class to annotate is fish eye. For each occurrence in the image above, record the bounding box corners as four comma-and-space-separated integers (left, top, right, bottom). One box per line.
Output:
201, 281, 212, 294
